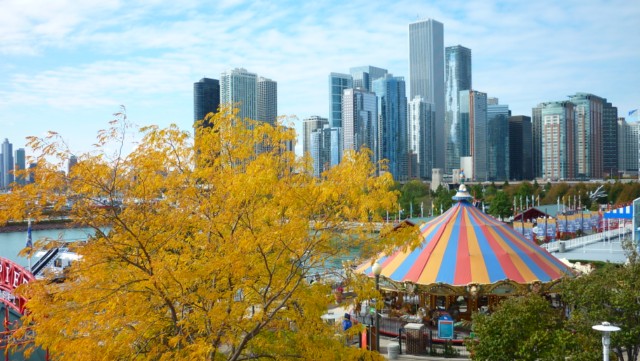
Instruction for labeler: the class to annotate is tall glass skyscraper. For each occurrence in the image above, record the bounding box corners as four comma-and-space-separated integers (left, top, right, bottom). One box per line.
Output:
570, 93, 603, 179
408, 96, 434, 179
193, 78, 220, 126
459, 90, 487, 180
258, 77, 278, 126
1, 139, 14, 189
444, 45, 472, 174
602, 100, 618, 177
220, 68, 258, 124
373, 75, 407, 181
532, 105, 543, 178
350, 66, 388, 92
14, 148, 26, 186
303, 116, 329, 156
342, 88, 378, 164
409, 19, 445, 169
508, 116, 533, 180
328, 73, 353, 128
487, 103, 510, 180
618, 118, 639, 174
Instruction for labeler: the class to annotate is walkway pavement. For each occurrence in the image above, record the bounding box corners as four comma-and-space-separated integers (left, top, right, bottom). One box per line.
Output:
377, 336, 469, 360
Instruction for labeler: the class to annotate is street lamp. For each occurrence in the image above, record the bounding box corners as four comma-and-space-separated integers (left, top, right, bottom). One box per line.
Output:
372, 261, 382, 352
592, 321, 620, 361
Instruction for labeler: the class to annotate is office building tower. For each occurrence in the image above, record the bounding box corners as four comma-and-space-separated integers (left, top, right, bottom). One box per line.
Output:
329, 73, 353, 128
310, 125, 342, 177
618, 118, 640, 175
220, 68, 258, 124
487, 97, 499, 105
350, 66, 388, 92
342, 88, 378, 164
444, 45, 472, 173
459, 90, 487, 180
303, 116, 329, 156
1, 139, 14, 188
408, 96, 434, 179
193, 78, 220, 127
373, 75, 408, 181
570, 93, 603, 179
409, 18, 445, 169
67, 154, 78, 176
540, 101, 576, 180
508, 116, 533, 180
532, 105, 543, 178
487, 103, 510, 180
602, 100, 618, 177
14, 148, 26, 186
258, 77, 278, 126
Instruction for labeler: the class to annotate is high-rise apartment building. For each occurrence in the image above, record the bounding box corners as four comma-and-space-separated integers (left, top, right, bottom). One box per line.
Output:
220, 68, 258, 124
14, 148, 26, 186
303, 116, 329, 156
408, 97, 434, 179
540, 101, 576, 181
310, 125, 342, 177
373, 75, 408, 181
618, 118, 639, 175
329, 73, 353, 128
1, 139, 14, 188
257, 77, 277, 126
487, 103, 510, 181
342, 88, 378, 163
349, 66, 388, 92
570, 93, 603, 179
508, 116, 533, 180
409, 19, 445, 169
444, 45, 472, 173
532, 105, 543, 178
193, 78, 220, 127
602, 101, 618, 177
459, 90, 487, 180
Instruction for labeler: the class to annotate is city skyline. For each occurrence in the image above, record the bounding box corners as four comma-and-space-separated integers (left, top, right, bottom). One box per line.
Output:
1, 0, 639, 156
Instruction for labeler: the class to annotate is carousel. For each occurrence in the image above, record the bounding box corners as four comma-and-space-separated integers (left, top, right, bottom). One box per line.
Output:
356, 183, 574, 325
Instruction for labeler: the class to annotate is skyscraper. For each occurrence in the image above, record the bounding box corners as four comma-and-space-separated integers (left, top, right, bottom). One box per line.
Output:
408, 96, 434, 179
459, 90, 487, 180
257, 77, 278, 126
328, 73, 353, 128
540, 101, 576, 180
220, 68, 258, 123
532, 105, 543, 178
193, 78, 220, 126
508, 116, 533, 180
14, 148, 26, 186
1, 139, 14, 188
602, 100, 619, 177
349, 66, 388, 92
570, 93, 603, 179
444, 45, 472, 173
487, 103, 510, 180
303, 116, 329, 156
310, 125, 342, 177
342, 88, 378, 163
409, 19, 445, 169
618, 118, 639, 175
373, 75, 407, 181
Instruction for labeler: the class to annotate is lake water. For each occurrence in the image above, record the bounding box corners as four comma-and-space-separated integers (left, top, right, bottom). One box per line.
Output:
0, 227, 95, 267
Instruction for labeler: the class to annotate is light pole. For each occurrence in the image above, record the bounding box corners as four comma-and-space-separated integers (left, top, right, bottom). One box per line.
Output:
372, 261, 382, 352
592, 322, 620, 361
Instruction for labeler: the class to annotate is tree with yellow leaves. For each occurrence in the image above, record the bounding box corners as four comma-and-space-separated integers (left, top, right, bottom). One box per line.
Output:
3, 106, 398, 360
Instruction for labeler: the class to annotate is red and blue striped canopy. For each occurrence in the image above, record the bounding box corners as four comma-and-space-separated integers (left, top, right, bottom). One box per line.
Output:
358, 197, 573, 287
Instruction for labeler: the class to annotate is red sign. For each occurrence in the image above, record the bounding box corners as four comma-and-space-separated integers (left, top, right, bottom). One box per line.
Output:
0, 257, 34, 314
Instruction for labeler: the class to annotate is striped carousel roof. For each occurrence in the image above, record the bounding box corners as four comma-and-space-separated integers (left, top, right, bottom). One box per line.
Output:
357, 185, 573, 287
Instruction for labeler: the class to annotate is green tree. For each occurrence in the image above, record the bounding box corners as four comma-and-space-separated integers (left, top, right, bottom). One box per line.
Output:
467, 295, 585, 361
432, 185, 454, 215
488, 191, 512, 220
398, 180, 429, 218
6, 107, 391, 361
561, 246, 640, 361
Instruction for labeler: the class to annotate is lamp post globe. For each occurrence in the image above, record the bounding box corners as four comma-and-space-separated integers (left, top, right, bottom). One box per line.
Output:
592, 322, 621, 361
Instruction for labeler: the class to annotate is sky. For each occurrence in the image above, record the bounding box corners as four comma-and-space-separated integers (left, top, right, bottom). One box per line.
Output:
1, 0, 639, 157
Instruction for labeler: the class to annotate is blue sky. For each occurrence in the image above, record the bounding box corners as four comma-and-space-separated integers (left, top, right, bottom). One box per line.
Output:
1, 0, 639, 156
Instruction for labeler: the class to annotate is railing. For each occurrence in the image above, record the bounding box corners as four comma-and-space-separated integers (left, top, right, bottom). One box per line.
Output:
541, 225, 632, 253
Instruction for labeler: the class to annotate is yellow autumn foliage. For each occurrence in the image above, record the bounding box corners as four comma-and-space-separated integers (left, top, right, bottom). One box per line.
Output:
4, 106, 398, 360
